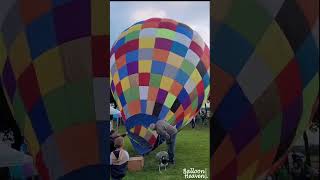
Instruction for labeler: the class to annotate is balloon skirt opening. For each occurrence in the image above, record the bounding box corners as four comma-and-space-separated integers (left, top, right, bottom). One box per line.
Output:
125, 114, 159, 155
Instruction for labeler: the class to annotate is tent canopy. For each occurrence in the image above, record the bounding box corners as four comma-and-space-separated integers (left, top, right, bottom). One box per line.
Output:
110, 106, 121, 118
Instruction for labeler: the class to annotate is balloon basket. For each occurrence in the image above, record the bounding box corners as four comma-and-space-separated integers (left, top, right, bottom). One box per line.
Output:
128, 156, 144, 172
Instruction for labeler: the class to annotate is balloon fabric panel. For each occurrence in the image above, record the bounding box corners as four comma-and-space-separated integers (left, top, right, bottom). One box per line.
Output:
212, 0, 319, 179
0, 0, 109, 179
110, 18, 210, 154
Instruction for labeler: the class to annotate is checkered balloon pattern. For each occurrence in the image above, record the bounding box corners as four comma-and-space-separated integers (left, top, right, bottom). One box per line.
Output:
110, 18, 210, 154
211, 0, 319, 179
0, 1, 109, 179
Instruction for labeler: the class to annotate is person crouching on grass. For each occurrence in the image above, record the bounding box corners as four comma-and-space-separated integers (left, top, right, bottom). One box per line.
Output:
110, 136, 129, 180
149, 120, 178, 164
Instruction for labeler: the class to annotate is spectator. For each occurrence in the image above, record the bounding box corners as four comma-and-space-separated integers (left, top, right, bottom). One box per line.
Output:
110, 136, 129, 180
110, 131, 127, 155
190, 118, 196, 129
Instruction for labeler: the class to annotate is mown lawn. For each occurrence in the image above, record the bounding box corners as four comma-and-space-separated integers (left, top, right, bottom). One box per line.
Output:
116, 124, 210, 180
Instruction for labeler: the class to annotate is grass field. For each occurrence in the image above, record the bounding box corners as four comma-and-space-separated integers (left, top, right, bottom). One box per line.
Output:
116, 124, 210, 180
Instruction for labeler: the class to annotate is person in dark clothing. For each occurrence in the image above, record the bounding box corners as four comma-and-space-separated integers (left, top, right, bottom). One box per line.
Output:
190, 118, 196, 128
149, 120, 178, 164
110, 130, 127, 152
110, 136, 129, 180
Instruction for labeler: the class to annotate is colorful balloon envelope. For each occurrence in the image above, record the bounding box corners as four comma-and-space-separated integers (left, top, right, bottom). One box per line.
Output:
211, 0, 319, 179
0, 1, 109, 179
110, 18, 210, 154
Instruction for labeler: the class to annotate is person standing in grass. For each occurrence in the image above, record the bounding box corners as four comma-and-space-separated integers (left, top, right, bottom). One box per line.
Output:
110, 136, 129, 180
149, 120, 178, 164
190, 118, 196, 128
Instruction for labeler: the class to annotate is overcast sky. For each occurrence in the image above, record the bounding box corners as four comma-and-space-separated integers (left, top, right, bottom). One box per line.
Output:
110, 1, 210, 48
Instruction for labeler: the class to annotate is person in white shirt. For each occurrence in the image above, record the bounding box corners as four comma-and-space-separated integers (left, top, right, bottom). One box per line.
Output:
110, 136, 129, 180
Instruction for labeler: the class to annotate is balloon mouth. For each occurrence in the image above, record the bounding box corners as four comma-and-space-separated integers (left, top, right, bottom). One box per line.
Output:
125, 114, 159, 155
127, 132, 154, 155
125, 113, 159, 130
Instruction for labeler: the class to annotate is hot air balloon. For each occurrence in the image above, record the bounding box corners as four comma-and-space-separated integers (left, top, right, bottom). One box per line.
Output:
0, 0, 109, 179
211, 0, 319, 179
110, 18, 210, 154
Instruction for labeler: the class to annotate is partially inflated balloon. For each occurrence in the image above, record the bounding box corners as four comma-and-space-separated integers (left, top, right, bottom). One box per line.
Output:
110, 18, 210, 154
211, 0, 319, 179
0, 1, 109, 179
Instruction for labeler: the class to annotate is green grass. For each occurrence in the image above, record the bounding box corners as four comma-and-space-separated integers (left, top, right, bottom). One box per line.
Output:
116, 124, 210, 180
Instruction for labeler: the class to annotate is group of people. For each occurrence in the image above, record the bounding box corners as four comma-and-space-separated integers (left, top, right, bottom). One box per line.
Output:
109, 120, 178, 180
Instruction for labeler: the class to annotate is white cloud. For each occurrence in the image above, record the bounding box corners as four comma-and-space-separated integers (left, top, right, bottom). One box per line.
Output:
130, 7, 167, 23
164, 1, 194, 10
189, 24, 210, 47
